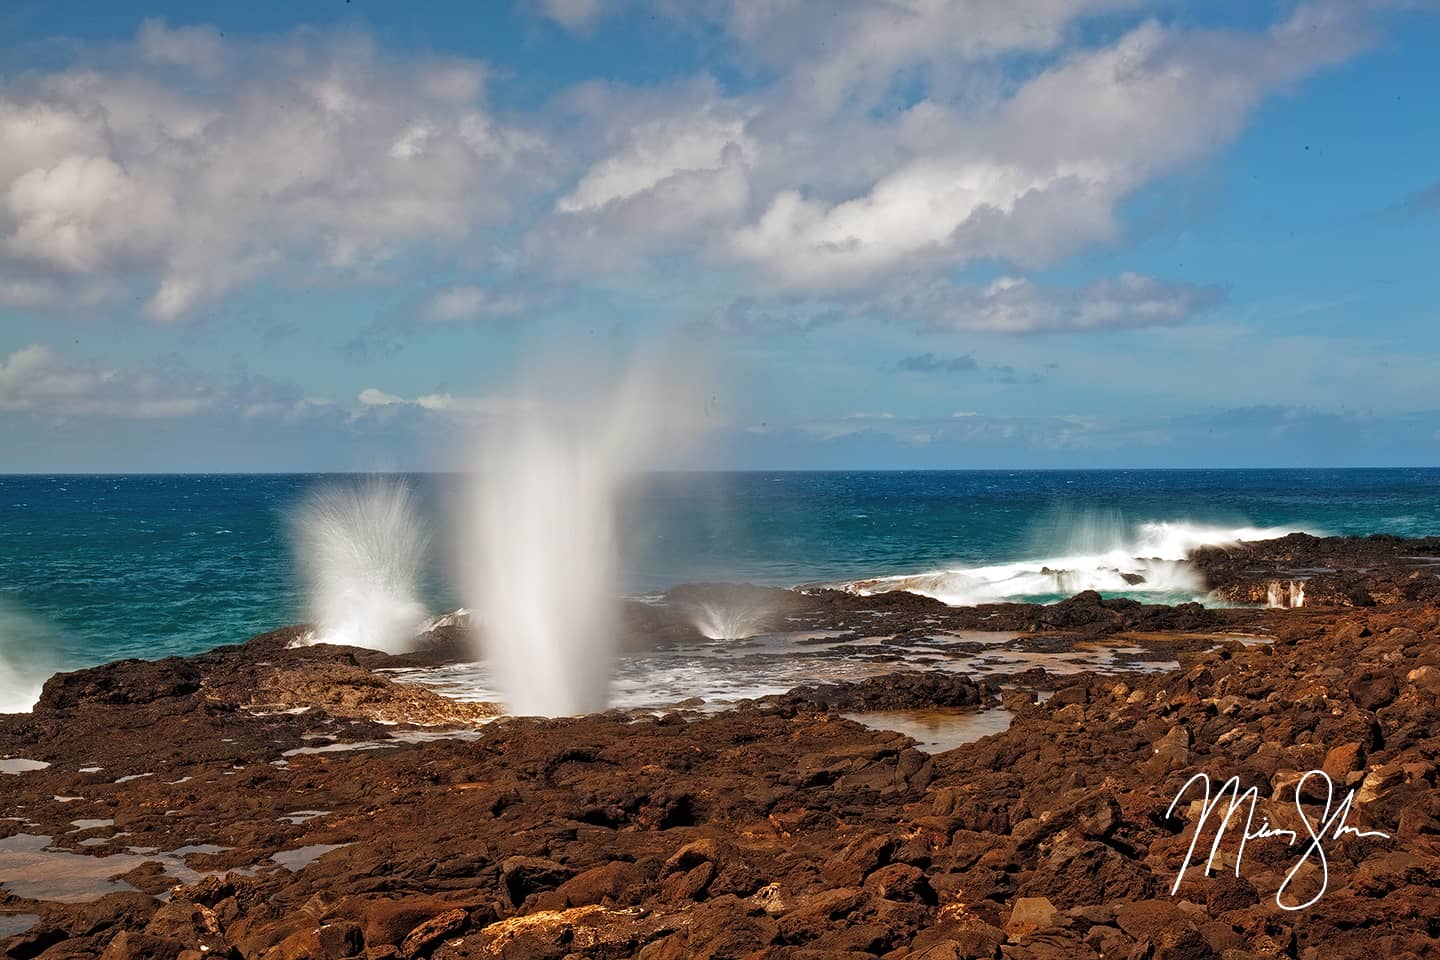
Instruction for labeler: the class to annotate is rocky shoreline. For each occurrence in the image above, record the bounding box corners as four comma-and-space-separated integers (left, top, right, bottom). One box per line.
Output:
2, 534, 1438, 959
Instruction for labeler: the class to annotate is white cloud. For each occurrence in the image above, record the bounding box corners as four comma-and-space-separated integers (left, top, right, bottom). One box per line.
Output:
0, 25, 547, 321
894, 272, 1225, 334
0, 3, 1390, 339
422, 285, 536, 323
716, 0, 1144, 115
540, 0, 607, 30
414, 393, 518, 416
357, 386, 520, 420
732, 161, 1059, 286
358, 387, 405, 407
557, 110, 753, 213
522, 0, 1376, 308
528, 83, 755, 271
726, 8, 1371, 287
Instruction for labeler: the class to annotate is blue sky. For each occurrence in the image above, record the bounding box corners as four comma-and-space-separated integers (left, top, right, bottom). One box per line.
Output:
1, 0, 1438, 470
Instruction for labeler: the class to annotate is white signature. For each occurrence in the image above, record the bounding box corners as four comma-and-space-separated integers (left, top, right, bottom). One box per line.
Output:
1166, 770, 1391, 911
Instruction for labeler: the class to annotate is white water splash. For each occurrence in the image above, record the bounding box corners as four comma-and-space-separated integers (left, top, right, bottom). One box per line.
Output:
844, 520, 1313, 607
0, 601, 54, 714
679, 586, 778, 641
461, 364, 692, 716
1266, 580, 1306, 609
688, 600, 773, 641
293, 479, 429, 653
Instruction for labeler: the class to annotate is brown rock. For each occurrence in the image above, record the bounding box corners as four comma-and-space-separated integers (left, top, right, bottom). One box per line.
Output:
659, 860, 716, 901
500, 857, 575, 906
363, 900, 472, 950
99, 931, 187, 960
548, 860, 649, 908
317, 921, 365, 959
1348, 671, 1398, 710
1321, 742, 1365, 781
1006, 896, 1059, 933
1154, 921, 1215, 960
399, 908, 468, 959
1406, 664, 1440, 695
1114, 900, 1186, 942
862, 863, 932, 903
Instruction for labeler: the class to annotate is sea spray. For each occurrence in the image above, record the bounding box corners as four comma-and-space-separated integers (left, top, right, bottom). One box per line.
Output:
1266, 580, 1306, 609
688, 599, 771, 641
460, 360, 701, 716
0, 601, 54, 714
293, 479, 429, 653
671, 584, 781, 641
844, 518, 1314, 606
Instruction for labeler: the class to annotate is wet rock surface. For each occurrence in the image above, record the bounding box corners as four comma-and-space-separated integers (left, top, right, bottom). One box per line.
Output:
3, 535, 1440, 959
1193, 532, 1440, 607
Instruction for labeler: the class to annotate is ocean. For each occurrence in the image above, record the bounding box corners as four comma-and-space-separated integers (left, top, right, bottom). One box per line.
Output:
2, 469, 1439, 705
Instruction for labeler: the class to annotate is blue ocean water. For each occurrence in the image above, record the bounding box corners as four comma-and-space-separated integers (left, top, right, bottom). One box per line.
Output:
1, 470, 1438, 677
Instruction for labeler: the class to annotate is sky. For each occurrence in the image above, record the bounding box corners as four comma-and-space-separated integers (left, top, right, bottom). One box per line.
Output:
1, 0, 1438, 471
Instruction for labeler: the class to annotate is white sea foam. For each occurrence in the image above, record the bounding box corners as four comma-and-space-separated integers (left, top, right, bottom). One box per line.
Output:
292, 478, 429, 654
841, 520, 1312, 606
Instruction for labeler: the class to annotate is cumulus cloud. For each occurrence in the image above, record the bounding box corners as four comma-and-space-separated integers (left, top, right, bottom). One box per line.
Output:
556, 109, 753, 214
525, 82, 756, 272
727, 8, 1370, 286
0, 22, 546, 321
0, 3, 1394, 344
526, 0, 1375, 318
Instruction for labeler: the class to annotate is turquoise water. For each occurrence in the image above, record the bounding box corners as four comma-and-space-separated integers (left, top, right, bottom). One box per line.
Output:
1, 470, 1438, 674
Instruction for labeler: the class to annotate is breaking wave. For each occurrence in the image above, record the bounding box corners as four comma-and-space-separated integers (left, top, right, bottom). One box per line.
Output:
841, 519, 1311, 606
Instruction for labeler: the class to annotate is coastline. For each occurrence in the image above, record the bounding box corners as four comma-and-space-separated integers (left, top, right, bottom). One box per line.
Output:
2, 533, 1438, 959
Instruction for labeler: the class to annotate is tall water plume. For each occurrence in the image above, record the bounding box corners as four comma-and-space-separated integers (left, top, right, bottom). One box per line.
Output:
293, 478, 429, 653
460, 360, 697, 716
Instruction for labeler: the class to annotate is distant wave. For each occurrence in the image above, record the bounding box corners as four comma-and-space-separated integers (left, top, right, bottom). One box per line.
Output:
840, 520, 1312, 606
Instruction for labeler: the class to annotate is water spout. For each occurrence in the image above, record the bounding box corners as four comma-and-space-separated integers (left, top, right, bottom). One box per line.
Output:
293, 479, 429, 653
675, 585, 780, 641
461, 364, 689, 716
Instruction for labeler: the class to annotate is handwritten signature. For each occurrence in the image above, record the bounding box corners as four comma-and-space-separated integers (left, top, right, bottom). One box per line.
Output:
1166, 770, 1391, 911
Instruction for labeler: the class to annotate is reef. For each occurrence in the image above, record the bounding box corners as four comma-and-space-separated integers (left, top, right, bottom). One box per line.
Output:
2, 535, 1439, 959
